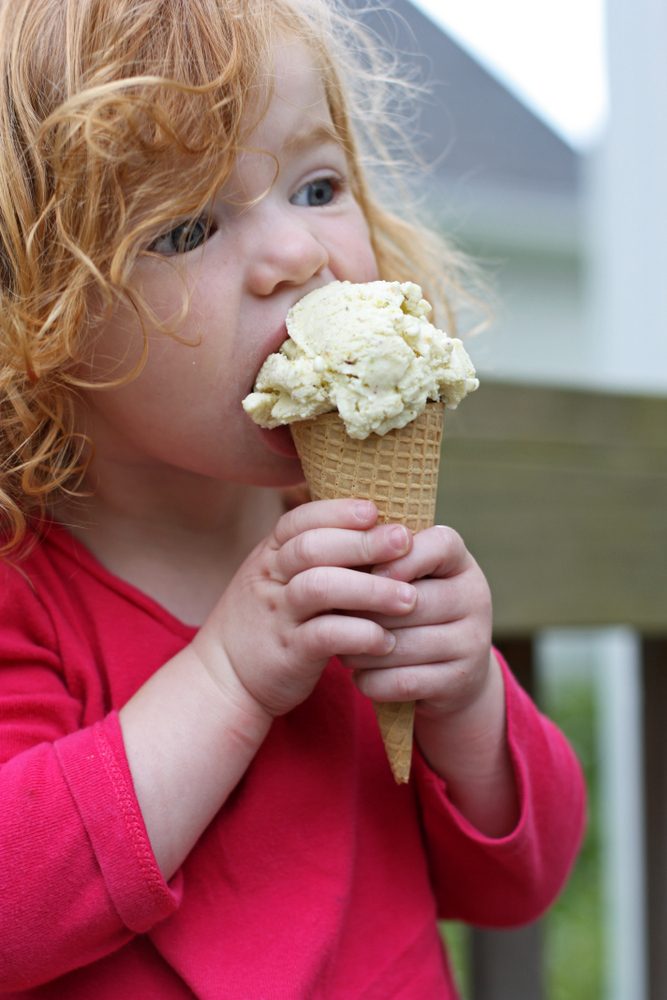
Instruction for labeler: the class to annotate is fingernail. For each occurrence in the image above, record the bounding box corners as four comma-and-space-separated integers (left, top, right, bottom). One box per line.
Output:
384, 632, 396, 651
389, 525, 410, 550
398, 584, 416, 606
354, 501, 374, 521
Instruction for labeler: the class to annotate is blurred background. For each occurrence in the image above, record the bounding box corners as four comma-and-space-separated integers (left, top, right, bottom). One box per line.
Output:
346, 1, 667, 998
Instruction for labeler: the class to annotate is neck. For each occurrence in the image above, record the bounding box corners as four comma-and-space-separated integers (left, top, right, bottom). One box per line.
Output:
52, 460, 287, 626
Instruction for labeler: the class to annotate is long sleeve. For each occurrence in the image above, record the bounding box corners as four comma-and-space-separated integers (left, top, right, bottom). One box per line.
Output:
0, 526, 587, 999
415, 654, 586, 927
0, 564, 181, 992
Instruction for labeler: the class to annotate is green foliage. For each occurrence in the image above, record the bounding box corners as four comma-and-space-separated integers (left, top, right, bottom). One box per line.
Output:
439, 676, 603, 1000
440, 920, 471, 999
542, 678, 603, 1000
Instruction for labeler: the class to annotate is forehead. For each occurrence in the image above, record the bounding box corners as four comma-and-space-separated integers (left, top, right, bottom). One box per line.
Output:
244, 40, 335, 149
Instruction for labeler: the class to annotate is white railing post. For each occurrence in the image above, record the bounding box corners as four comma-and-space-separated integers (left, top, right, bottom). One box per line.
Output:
595, 627, 647, 1000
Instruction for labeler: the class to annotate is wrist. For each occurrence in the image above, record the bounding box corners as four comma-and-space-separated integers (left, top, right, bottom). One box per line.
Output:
413, 652, 519, 837
190, 630, 274, 740
414, 650, 507, 778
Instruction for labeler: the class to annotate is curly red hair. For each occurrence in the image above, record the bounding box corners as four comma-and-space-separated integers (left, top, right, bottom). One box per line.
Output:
0, 0, 481, 554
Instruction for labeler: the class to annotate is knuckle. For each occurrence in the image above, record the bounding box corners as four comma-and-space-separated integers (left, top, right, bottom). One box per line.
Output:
272, 507, 299, 547
291, 530, 314, 566
283, 575, 301, 611
394, 670, 419, 700
432, 524, 462, 551
363, 527, 391, 565
303, 615, 336, 657
357, 529, 375, 565
284, 529, 319, 572
301, 566, 333, 606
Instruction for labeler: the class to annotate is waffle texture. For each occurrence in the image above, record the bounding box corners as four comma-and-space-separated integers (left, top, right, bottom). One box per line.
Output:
291, 401, 445, 782
290, 402, 444, 532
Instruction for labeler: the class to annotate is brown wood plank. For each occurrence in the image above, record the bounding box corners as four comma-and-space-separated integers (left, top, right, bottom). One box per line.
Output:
493, 637, 535, 697
435, 382, 667, 631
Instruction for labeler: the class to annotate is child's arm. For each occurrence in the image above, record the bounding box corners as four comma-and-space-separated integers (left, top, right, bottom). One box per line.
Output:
339, 525, 519, 838
119, 499, 418, 880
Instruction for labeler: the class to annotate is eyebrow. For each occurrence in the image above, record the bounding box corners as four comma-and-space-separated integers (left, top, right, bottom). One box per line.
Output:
282, 121, 343, 154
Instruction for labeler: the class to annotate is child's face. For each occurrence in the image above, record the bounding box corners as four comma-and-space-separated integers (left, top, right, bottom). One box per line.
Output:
80, 41, 378, 489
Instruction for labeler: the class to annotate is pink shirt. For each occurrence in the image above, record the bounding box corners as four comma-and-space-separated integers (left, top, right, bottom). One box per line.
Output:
0, 522, 585, 998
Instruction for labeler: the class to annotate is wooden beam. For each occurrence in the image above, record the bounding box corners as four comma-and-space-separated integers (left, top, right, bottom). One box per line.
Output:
436, 383, 667, 632
494, 637, 535, 698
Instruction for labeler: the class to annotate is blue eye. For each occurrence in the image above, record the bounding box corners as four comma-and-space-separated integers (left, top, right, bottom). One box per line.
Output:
149, 219, 213, 255
290, 178, 336, 207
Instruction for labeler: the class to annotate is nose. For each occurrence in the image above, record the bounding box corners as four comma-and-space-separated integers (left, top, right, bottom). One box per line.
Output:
247, 213, 330, 296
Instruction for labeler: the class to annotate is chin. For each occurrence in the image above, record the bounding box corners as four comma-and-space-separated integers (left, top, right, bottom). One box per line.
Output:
248, 459, 306, 490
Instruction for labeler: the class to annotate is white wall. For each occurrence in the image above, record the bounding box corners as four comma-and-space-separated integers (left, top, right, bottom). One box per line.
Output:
435, 186, 589, 387
471, 246, 585, 385
585, 0, 667, 394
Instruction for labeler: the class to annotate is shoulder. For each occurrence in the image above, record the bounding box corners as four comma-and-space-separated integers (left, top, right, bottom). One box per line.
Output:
1, 517, 117, 623
0, 517, 110, 655
0, 525, 62, 657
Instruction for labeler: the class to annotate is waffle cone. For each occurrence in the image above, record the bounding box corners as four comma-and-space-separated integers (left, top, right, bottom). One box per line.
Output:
290, 402, 445, 783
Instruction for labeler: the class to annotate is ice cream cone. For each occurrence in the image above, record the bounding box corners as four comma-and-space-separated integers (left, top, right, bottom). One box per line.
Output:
290, 401, 445, 783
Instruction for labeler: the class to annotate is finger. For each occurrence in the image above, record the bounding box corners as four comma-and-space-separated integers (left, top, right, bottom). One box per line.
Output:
276, 522, 412, 581
351, 661, 480, 705
297, 614, 396, 662
371, 525, 470, 582
358, 578, 460, 630
341, 623, 470, 672
364, 572, 491, 630
287, 566, 417, 620
271, 498, 378, 548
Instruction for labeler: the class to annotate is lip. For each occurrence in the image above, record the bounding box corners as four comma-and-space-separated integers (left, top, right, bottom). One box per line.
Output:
266, 321, 289, 358
258, 423, 300, 459
244, 322, 289, 396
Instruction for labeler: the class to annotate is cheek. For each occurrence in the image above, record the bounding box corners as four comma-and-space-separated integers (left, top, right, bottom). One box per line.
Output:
83, 271, 189, 384
350, 206, 380, 280
357, 242, 380, 282
78, 312, 144, 387
336, 218, 379, 283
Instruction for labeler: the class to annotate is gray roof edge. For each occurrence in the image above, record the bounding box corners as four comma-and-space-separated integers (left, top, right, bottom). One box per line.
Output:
344, 0, 581, 196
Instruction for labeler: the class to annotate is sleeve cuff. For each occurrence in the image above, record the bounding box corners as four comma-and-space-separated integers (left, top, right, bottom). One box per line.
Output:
55, 712, 182, 932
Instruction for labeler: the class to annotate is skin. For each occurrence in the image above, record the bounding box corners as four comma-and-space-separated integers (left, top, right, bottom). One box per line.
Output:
58, 41, 519, 881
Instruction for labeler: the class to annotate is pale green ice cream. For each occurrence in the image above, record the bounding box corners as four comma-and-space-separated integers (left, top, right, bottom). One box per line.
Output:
242, 279, 479, 440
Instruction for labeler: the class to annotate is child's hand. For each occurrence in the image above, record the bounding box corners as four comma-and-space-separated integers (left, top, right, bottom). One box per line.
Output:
192, 500, 419, 721
339, 525, 519, 837
340, 525, 493, 716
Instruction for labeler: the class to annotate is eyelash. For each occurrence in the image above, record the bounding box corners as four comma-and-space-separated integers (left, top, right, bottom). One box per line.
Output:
148, 217, 216, 256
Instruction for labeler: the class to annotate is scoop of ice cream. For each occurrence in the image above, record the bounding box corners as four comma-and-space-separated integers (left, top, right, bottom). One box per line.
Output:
242, 279, 479, 439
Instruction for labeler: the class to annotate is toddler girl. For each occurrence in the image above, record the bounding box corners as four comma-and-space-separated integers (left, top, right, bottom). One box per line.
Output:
0, 0, 585, 997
